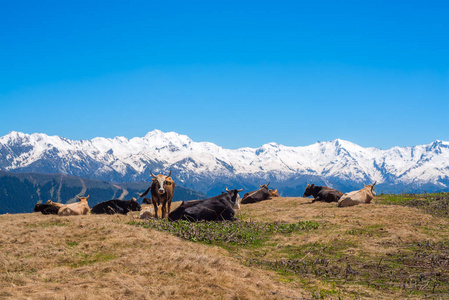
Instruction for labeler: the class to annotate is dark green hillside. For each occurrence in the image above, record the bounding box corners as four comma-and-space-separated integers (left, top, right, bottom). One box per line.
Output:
0, 171, 206, 214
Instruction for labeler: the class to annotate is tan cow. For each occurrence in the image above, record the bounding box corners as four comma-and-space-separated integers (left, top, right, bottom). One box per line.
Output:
337, 182, 376, 207
269, 189, 279, 197
58, 196, 91, 216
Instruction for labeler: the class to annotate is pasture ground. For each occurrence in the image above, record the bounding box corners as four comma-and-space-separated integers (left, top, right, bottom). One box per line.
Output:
1, 194, 448, 299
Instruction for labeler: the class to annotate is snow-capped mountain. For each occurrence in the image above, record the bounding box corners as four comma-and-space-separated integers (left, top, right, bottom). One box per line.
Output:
0, 130, 448, 195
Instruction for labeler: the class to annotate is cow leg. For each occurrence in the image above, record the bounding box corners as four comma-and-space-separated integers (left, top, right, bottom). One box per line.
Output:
167, 200, 172, 216
161, 202, 167, 219
312, 196, 322, 202
152, 201, 159, 219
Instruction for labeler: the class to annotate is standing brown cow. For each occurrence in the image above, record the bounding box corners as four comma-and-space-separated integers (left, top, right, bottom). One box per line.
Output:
140, 171, 175, 218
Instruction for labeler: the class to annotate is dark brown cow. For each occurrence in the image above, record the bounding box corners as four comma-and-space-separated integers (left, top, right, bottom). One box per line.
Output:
140, 170, 175, 219
303, 184, 343, 203
34, 201, 60, 215
241, 182, 271, 204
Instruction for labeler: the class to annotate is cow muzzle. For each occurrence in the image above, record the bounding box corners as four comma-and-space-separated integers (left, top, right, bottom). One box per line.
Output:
158, 188, 165, 194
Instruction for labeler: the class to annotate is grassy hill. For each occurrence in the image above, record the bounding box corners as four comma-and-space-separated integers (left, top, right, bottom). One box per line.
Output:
0, 193, 448, 299
0, 171, 207, 214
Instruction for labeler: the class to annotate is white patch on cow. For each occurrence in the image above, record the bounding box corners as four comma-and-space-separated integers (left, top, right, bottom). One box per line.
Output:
234, 194, 241, 209
156, 176, 166, 194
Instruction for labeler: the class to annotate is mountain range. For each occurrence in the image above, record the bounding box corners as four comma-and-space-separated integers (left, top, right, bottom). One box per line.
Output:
0, 130, 448, 196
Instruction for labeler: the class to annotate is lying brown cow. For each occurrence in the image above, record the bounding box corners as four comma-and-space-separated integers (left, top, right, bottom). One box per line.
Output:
269, 189, 279, 197
303, 184, 343, 203
241, 183, 271, 204
58, 196, 91, 216
337, 182, 376, 207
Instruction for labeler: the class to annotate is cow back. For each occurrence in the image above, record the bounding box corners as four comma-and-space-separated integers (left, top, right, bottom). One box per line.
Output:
58, 200, 90, 216
338, 186, 374, 207
169, 191, 238, 222
241, 188, 270, 204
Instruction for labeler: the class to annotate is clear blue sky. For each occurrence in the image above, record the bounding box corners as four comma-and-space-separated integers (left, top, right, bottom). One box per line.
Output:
1, 0, 448, 149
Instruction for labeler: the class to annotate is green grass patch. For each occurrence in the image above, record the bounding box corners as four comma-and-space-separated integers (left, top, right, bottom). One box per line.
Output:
26, 219, 69, 228
377, 193, 449, 218
129, 219, 319, 247
66, 241, 79, 248
69, 253, 117, 268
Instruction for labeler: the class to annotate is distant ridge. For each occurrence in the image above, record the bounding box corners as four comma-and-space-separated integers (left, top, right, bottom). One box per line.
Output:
0, 171, 206, 214
0, 130, 448, 196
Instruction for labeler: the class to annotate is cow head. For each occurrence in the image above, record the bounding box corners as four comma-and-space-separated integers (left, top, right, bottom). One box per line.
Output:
363, 181, 377, 196
168, 201, 186, 221
33, 203, 44, 212
225, 187, 244, 209
259, 182, 270, 190
303, 184, 314, 197
128, 197, 142, 211
76, 196, 89, 202
269, 189, 279, 197
151, 170, 173, 195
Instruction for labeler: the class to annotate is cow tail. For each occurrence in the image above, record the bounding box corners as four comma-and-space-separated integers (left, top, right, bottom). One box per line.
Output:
140, 186, 151, 198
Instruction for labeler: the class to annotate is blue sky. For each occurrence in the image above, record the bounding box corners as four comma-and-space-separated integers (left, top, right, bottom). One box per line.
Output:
1, 0, 448, 149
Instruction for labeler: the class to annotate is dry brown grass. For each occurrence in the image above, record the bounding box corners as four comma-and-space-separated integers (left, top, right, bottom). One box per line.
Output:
1, 196, 448, 299
0, 208, 304, 299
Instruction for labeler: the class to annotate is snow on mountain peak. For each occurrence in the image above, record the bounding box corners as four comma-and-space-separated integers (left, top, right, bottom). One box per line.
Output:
0, 130, 448, 193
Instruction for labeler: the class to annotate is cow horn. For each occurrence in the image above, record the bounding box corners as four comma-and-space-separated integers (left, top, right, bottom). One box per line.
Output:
237, 188, 244, 192
166, 170, 171, 178
267, 181, 270, 186
373, 181, 377, 186
225, 187, 229, 192
259, 184, 263, 188
76, 196, 81, 200
150, 170, 156, 178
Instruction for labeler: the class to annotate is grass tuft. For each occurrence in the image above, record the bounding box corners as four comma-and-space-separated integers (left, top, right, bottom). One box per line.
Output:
129, 219, 319, 246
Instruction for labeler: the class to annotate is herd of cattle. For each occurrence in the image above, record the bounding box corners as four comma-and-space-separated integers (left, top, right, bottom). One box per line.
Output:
33, 171, 377, 221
